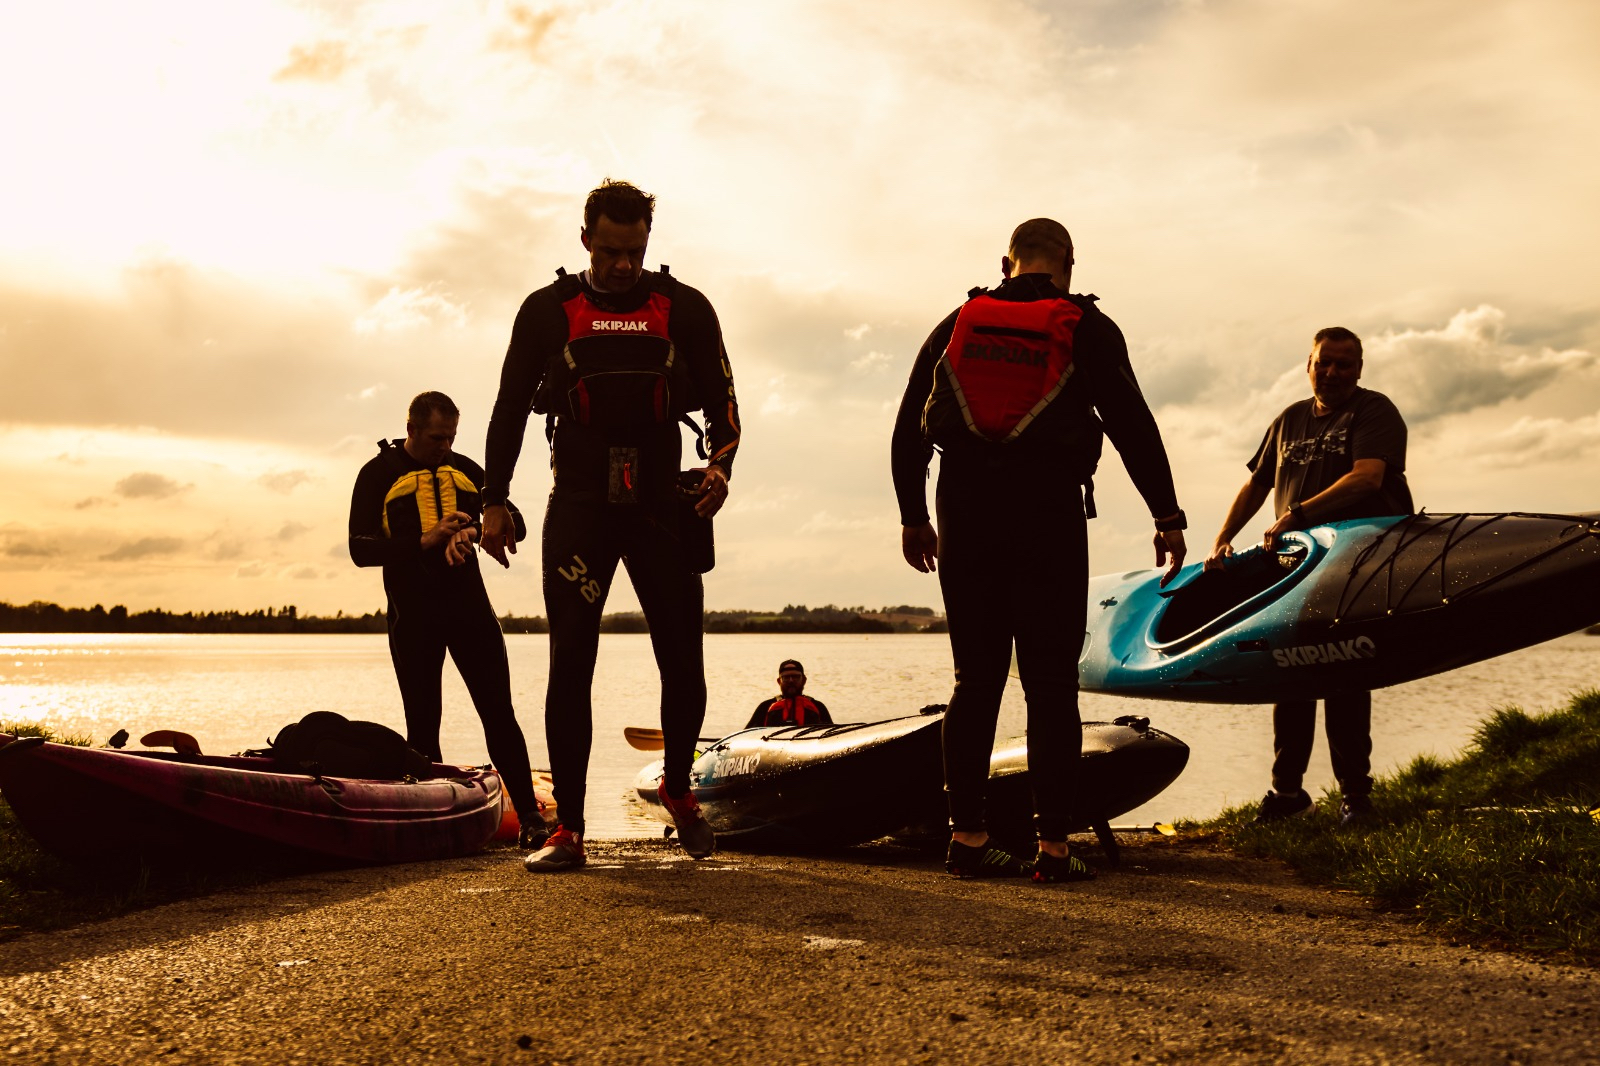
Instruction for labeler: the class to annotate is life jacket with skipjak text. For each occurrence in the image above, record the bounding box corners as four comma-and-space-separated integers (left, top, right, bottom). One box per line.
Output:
542, 268, 683, 435
761, 696, 825, 727
922, 291, 1084, 445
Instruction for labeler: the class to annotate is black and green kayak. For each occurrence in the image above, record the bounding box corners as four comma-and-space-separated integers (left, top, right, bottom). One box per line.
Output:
632, 709, 1188, 848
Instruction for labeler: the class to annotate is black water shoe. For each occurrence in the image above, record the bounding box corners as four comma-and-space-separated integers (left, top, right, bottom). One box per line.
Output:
1031, 849, 1095, 883
518, 820, 550, 851
946, 839, 1029, 878
1254, 789, 1314, 823
1338, 795, 1376, 828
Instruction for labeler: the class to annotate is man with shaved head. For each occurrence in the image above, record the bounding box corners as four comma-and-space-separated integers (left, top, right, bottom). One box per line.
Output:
893, 218, 1187, 883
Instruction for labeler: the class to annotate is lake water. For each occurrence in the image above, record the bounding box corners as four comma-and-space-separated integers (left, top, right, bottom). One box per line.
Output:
3, 631, 1597, 839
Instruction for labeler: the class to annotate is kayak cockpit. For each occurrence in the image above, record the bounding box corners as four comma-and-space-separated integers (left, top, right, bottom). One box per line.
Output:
756, 722, 877, 741
1149, 533, 1323, 649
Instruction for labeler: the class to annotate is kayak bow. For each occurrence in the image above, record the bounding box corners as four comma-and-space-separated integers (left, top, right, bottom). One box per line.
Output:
1079, 511, 1600, 703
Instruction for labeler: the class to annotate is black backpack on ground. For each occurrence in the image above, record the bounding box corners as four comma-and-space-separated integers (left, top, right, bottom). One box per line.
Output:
254, 711, 431, 780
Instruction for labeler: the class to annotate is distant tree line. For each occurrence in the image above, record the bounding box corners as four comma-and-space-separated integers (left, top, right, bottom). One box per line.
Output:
502, 604, 946, 634
0, 601, 386, 634
1, 600, 945, 635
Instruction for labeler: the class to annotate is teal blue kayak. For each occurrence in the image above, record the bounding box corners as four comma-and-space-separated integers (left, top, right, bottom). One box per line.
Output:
1079, 510, 1600, 703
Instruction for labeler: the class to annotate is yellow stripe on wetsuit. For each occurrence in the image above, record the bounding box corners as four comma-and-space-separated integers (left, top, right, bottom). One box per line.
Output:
380, 466, 478, 537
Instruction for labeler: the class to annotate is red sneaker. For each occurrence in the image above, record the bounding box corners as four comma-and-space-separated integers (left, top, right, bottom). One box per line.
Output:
657, 781, 716, 858
524, 825, 585, 872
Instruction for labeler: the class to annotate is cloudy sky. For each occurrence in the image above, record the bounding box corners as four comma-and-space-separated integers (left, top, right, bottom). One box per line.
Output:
2, 0, 1598, 617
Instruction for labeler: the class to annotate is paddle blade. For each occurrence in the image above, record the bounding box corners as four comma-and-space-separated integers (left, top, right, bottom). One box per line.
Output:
624, 727, 665, 752
140, 729, 202, 755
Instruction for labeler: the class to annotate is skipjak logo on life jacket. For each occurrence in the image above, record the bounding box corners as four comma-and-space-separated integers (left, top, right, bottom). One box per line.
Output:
559, 285, 676, 431
923, 294, 1084, 443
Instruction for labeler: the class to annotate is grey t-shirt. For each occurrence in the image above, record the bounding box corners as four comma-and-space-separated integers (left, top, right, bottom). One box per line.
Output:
1248, 388, 1413, 521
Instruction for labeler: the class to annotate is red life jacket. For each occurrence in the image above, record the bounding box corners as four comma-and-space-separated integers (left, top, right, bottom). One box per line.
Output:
922, 292, 1085, 444
546, 269, 680, 432
762, 696, 823, 726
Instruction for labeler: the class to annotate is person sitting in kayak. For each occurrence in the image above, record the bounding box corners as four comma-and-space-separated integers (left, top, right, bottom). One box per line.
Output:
1204, 326, 1413, 829
746, 659, 834, 728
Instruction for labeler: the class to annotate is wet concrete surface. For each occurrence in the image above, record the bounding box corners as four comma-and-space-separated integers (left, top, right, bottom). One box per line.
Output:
1, 835, 1596, 1064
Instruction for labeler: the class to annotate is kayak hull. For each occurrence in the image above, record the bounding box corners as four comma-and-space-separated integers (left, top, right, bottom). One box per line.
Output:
0, 735, 504, 866
1080, 511, 1600, 703
633, 712, 1189, 848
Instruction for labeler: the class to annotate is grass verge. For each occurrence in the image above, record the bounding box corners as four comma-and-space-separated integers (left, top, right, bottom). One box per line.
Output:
0, 722, 289, 942
1199, 689, 1600, 961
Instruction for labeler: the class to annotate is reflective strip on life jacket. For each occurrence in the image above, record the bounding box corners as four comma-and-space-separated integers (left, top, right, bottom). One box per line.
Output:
935, 294, 1084, 442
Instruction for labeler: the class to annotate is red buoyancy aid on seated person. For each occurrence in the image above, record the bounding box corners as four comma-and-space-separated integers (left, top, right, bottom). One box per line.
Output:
921, 291, 1085, 444
762, 696, 825, 727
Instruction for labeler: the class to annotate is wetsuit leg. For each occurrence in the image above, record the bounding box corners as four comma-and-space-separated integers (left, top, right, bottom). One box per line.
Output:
443, 577, 542, 821
1324, 689, 1373, 800
1012, 504, 1088, 842
1270, 700, 1318, 795
387, 597, 448, 762
621, 509, 706, 797
935, 481, 1013, 836
542, 495, 622, 837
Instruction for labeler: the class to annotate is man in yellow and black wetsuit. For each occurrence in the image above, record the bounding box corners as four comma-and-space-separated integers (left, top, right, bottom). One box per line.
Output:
892, 219, 1187, 883
480, 180, 741, 872
348, 390, 546, 848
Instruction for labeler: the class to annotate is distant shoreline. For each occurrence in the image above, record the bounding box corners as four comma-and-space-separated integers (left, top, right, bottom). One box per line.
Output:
0, 600, 947, 635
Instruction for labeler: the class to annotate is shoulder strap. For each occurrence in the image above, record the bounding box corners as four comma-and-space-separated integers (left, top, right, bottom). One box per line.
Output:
650, 266, 678, 299
376, 439, 411, 473
552, 266, 583, 300
679, 415, 708, 460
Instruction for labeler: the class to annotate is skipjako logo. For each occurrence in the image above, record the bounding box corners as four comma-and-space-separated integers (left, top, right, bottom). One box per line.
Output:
1272, 635, 1376, 667
591, 319, 652, 331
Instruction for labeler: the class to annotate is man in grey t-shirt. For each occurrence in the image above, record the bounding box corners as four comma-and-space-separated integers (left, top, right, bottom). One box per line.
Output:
1205, 326, 1413, 827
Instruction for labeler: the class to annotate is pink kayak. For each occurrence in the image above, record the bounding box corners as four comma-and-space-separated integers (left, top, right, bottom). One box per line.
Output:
0, 733, 504, 865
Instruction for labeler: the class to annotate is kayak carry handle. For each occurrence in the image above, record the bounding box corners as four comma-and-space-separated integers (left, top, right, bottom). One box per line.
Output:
0, 736, 47, 761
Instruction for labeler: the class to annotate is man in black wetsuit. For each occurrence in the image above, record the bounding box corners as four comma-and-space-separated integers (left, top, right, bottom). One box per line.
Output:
348, 391, 546, 847
746, 659, 834, 729
892, 219, 1187, 883
1205, 327, 1412, 828
480, 180, 741, 872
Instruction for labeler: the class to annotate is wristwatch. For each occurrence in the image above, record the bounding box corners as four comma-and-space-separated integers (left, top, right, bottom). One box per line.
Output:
1154, 510, 1187, 532
1289, 503, 1307, 525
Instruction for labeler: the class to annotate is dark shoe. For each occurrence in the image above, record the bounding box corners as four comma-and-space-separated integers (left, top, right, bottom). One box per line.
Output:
946, 839, 1029, 879
518, 819, 550, 851
1255, 788, 1314, 823
1339, 795, 1376, 828
658, 782, 716, 859
524, 825, 585, 872
1031, 849, 1095, 883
